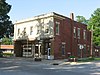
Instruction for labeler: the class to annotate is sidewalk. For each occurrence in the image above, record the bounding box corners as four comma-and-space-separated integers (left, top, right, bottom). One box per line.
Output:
1, 57, 99, 66
16, 57, 92, 65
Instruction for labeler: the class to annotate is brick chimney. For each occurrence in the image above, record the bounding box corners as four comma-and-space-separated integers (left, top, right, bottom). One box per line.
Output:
70, 13, 74, 20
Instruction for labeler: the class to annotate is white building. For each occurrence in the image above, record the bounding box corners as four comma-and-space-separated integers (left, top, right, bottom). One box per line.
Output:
14, 12, 57, 59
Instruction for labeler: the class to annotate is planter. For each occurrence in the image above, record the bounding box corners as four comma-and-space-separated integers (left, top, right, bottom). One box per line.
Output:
68, 56, 77, 62
68, 58, 77, 62
34, 58, 42, 61
34, 53, 42, 61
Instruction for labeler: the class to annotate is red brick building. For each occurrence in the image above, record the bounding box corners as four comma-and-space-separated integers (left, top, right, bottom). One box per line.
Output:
53, 13, 91, 59
14, 12, 91, 59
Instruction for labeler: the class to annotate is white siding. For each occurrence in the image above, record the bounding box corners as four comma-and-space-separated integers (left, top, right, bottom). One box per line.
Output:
14, 15, 54, 41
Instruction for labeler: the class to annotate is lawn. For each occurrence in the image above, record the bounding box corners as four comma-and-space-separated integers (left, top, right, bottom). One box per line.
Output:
78, 57, 100, 62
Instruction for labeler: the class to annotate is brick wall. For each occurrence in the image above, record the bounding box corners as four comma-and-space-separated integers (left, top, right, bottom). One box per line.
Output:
53, 15, 91, 59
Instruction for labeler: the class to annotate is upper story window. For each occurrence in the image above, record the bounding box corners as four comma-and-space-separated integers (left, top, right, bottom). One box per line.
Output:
45, 25, 49, 33
55, 22, 60, 35
23, 27, 26, 35
30, 26, 33, 35
73, 27, 76, 38
37, 25, 40, 34
18, 28, 20, 35
45, 28, 49, 33
83, 30, 86, 40
77, 28, 80, 39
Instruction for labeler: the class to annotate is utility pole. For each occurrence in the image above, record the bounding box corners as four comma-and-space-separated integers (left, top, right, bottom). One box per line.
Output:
91, 25, 93, 57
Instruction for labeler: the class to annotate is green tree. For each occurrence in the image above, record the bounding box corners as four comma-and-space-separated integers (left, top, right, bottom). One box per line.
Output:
88, 8, 100, 46
1, 36, 13, 45
76, 16, 88, 25
0, 0, 13, 38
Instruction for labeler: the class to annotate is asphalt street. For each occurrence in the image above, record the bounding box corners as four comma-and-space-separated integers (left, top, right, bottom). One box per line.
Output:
0, 57, 100, 75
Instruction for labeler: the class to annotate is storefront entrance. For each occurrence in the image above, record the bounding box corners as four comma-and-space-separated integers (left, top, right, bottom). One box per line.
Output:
14, 38, 53, 59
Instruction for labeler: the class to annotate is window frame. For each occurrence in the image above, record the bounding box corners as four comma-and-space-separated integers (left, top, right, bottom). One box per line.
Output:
83, 30, 86, 40
77, 28, 80, 39
73, 27, 76, 38
17, 28, 20, 35
55, 21, 60, 35
61, 42, 66, 55
30, 26, 33, 35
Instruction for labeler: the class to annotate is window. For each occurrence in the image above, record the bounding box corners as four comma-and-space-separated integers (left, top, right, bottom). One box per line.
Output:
45, 28, 49, 33
84, 44, 86, 57
30, 26, 33, 35
45, 25, 49, 33
73, 27, 76, 38
62, 42, 66, 55
77, 28, 80, 39
24, 27, 26, 32
83, 30, 86, 40
87, 45, 90, 56
18, 28, 20, 35
77, 44, 81, 57
23, 27, 26, 35
55, 22, 60, 35
37, 25, 40, 34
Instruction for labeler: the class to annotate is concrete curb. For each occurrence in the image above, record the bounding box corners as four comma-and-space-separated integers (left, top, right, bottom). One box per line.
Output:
59, 62, 93, 65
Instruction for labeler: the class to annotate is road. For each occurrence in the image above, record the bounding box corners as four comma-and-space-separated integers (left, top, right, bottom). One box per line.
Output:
0, 57, 100, 75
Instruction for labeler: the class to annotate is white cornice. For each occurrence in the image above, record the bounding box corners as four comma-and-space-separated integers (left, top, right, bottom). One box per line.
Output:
14, 12, 66, 25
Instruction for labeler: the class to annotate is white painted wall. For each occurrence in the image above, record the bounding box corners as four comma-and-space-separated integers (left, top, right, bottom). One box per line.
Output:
14, 13, 54, 41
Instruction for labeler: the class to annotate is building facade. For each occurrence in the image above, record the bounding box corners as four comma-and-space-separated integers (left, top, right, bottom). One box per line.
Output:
14, 12, 91, 59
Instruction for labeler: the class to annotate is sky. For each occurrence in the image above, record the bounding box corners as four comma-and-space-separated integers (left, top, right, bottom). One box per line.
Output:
6, 0, 100, 22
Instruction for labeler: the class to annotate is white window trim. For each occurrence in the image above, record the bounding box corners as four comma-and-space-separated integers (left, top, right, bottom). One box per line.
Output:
55, 21, 60, 35
17, 28, 20, 36
73, 27, 76, 38
77, 28, 80, 39
83, 30, 86, 40
30, 26, 33, 35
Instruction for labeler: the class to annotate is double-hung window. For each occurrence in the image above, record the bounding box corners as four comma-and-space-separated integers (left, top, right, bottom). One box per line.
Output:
23, 27, 26, 36
83, 30, 86, 40
73, 27, 76, 38
77, 28, 80, 39
18, 28, 20, 35
62, 42, 66, 55
30, 26, 33, 35
55, 22, 60, 35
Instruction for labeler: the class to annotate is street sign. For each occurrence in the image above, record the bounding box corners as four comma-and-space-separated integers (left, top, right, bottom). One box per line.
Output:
79, 45, 84, 49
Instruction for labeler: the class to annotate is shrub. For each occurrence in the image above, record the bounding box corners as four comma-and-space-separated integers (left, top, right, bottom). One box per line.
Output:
69, 56, 76, 58
3, 53, 13, 57
88, 57, 94, 60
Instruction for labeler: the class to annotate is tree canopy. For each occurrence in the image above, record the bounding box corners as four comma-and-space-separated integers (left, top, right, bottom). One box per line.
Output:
0, 0, 13, 38
76, 16, 88, 25
88, 8, 100, 46
1, 36, 13, 45
76, 8, 100, 46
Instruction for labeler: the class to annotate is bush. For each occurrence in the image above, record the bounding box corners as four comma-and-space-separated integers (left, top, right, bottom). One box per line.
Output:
3, 53, 13, 57
88, 57, 94, 60
68, 56, 77, 62
69, 56, 76, 58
